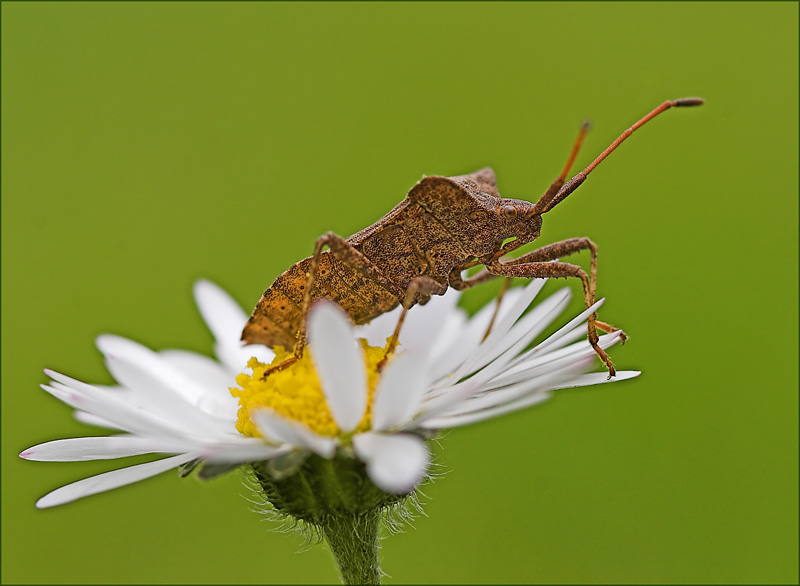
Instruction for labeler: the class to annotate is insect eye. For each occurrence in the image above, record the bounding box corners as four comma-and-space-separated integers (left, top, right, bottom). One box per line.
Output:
502, 205, 518, 220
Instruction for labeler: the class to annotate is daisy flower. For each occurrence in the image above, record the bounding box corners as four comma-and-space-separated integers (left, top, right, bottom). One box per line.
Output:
22, 278, 637, 508
22, 278, 637, 583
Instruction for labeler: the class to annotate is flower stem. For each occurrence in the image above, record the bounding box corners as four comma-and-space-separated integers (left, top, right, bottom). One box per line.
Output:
321, 510, 381, 585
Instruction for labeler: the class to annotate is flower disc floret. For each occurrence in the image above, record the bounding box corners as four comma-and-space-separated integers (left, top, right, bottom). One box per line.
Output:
230, 341, 386, 438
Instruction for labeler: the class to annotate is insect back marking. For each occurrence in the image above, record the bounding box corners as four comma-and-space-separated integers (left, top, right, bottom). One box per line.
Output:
359, 202, 467, 296
401, 205, 469, 282
408, 174, 507, 259
359, 222, 419, 288
318, 252, 397, 323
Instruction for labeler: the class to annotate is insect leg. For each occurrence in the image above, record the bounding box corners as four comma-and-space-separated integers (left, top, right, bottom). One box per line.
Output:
481, 277, 512, 342
504, 237, 627, 341
448, 264, 511, 340
486, 239, 624, 377
260, 232, 398, 379
447, 265, 496, 290
487, 261, 616, 377
301, 231, 401, 339
378, 276, 446, 370
506, 237, 598, 299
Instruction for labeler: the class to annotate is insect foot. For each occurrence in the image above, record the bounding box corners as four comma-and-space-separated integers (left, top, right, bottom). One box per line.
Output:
596, 320, 628, 345
259, 354, 298, 380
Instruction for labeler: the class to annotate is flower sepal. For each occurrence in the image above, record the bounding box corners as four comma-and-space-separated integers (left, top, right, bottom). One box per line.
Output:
250, 452, 406, 525
178, 458, 241, 481
259, 450, 310, 480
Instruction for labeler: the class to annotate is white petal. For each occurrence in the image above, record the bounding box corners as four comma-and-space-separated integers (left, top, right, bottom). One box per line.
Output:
97, 335, 213, 409
158, 349, 239, 414
356, 288, 461, 350
522, 297, 606, 358
555, 369, 641, 389
417, 330, 627, 425
217, 341, 275, 376
408, 379, 485, 425
446, 287, 572, 389
193, 279, 249, 345
101, 353, 231, 436
488, 331, 625, 391
445, 284, 565, 385
372, 352, 430, 431
433, 287, 533, 384
430, 375, 560, 421
192, 280, 276, 372
355, 306, 401, 347
524, 315, 590, 354
420, 392, 552, 429
484, 287, 570, 365
428, 308, 468, 362
389, 288, 461, 353
20, 436, 189, 462
35, 453, 197, 508
42, 377, 187, 439
420, 370, 641, 429
430, 285, 526, 376
252, 409, 337, 458
427, 307, 489, 381
73, 410, 122, 430
201, 441, 289, 464
481, 278, 547, 347
307, 301, 367, 432
353, 432, 429, 494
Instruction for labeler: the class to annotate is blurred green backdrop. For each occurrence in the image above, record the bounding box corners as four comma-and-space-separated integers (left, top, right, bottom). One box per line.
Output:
2, 2, 797, 584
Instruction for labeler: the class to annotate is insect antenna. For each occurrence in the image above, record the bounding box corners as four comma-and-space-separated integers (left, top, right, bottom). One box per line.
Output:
559, 119, 591, 185
533, 97, 704, 215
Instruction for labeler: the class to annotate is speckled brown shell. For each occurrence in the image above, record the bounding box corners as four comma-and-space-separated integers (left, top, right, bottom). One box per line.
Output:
241, 168, 506, 348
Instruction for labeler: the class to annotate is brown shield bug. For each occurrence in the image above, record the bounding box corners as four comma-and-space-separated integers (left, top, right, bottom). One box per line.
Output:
242, 98, 704, 378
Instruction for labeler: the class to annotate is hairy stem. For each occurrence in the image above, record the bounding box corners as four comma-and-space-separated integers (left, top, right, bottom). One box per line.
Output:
321, 510, 381, 585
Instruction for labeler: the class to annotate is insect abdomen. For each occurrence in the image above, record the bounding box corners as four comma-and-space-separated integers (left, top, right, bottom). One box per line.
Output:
241, 251, 398, 348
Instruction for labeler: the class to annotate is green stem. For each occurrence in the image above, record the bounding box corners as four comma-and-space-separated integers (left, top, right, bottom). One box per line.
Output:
321, 510, 381, 585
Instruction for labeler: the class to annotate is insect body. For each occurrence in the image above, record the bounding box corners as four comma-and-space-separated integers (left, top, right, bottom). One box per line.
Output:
243, 98, 704, 377
241, 168, 539, 348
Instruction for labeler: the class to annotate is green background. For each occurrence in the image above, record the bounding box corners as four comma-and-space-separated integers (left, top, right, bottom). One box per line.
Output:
2, 2, 797, 584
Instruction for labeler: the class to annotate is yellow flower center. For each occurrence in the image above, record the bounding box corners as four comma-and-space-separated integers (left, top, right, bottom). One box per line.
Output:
230, 341, 387, 438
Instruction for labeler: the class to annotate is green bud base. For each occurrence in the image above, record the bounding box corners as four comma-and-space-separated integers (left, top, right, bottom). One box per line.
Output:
250, 452, 406, 585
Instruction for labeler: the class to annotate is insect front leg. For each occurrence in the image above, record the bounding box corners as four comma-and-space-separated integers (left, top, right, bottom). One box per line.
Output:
486, 237, 625, 378
448, 263, 497, 291
261, 231, 398, 379
502, 238, 626, 339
